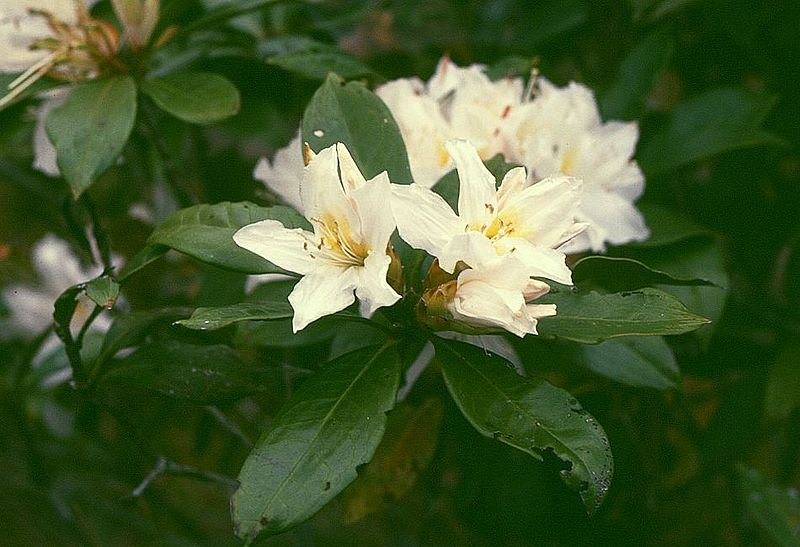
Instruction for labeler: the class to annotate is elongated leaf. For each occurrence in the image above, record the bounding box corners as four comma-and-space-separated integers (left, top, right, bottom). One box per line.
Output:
95, 307, 192, 367
85, 276, 120, 309
176, 301, 294, 330
434, 337, 613, 514
583, 336, 680, 390
601, 29, 674, 120
46, 76, 137, 197
302, 73, 412, 183
342, 399, 444, 524
536, 287, 710, 344
269, 51, 378, 82
100, 339, 261, 403
147, 202, 309, 273
737, 466, 800, 547
638, 87, 785, 176
232, 344, 401, 542
140, 72, 240, 124
572, 255, 715, 292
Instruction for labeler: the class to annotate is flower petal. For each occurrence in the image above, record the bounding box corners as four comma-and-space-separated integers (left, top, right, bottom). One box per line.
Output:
351, 171, 396, 255
355, 252, 401, 316
300, 143, 348, 220
288, 265, 357, 332
336, 142, 368, 194
501, 240, 574, 285
445, 140, 497, 227
233, 219, 316, 275
253, 131, 304, 214
391, 183, 462, 262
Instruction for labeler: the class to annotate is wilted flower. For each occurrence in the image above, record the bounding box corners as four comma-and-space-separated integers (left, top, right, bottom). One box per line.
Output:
392, 139, 585, 285
514, 78, 649, 252
234, 142, 401, 332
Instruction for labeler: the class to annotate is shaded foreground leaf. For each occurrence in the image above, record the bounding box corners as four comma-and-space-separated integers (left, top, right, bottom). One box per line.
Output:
583, 336, 680, 390
434, 337, 613, 514
100, 339, 259, 403
140, 72, 240, 124
638, 87, 785, 176
147, 202, 308, 273
46, 76, 137, 198
342, 399, 444, 524
302, 73, 412, 183
269, 50, 378, 82
536, 287, 710, 344
176, 301, 294, 330
232, 344, 401, 542
85, 276, 120, 309
572, 255, 715, 292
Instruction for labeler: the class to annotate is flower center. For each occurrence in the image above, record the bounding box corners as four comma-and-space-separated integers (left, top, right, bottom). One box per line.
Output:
309, 214, 369, 266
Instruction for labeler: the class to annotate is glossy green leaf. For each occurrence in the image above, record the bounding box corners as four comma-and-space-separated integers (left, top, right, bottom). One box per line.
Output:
342, 399, 444, 524
45, 76, 137, 198
572, 255, 715, 292
100, 339, 260, 403
302, 73, 412, 183
147, 201, 309, 273
176, 301, 294, 330
269, 51, 378, 82
601, 29, 674, 120
764, 341, 800, 422
737, 466, 800, 547
85, 276, 120, 309
434, 337, 613, 514
536, 287, 710, 344
638, 87, 785, 176
231, 343, 401, 542
140, 72, 240, 124
582, 336, 680, 390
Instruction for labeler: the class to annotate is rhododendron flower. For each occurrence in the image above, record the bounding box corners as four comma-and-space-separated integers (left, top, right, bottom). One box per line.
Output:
392, 139, 585, 285
253, 130, 305, 213
234, 142, 400, 333
515, 78, 649, 252
376, 56, 524, 187
442, 256, 556, 337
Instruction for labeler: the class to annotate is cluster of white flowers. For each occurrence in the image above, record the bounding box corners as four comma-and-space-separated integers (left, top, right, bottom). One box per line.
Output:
246, 57, 650, 337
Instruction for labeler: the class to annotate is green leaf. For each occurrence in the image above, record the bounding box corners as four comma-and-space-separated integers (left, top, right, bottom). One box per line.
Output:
341, 399, 444, 524
100, 339, 260, 403
147, 201, 309, 273
176, 301, 294, 330
84, 276, 120, 309
638, 87, 785, 176
231, 343, 401, 542
116, 244, 169, 282
269, 51, 378, 82
433, 337, 613, 514
764, 341, 800, 422
628, 0, 702, 22
737, 466, 800, 547
94, 308, 193, 379
0, 75, 61, 111
302, 73, 413, 184
140, 72, 240, 124
630, 202, 712, 248
45, 76, 137, 198
572, 255, 716, 292
536, 287, 710, 344
484, 55, 537, 81
600, 29, 674, 120
582, 336, 680, 390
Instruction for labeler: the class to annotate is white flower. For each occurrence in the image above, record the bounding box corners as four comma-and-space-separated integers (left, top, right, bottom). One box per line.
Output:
515, 78, 649, 252
447, 256, 556, 337
392, 139, 585, 285
376, 56, 525, 187
234, 142, 401, 333
253, 130, 305, 213
1, 234, 109, 338
0, 0, 81, 74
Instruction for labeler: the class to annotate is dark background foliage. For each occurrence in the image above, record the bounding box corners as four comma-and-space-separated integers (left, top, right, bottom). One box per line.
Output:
1, 0, 798, 545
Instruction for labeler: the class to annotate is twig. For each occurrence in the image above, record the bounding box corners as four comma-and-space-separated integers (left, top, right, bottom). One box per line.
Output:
127, 456, 238, 499
205, 405, 254, 448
